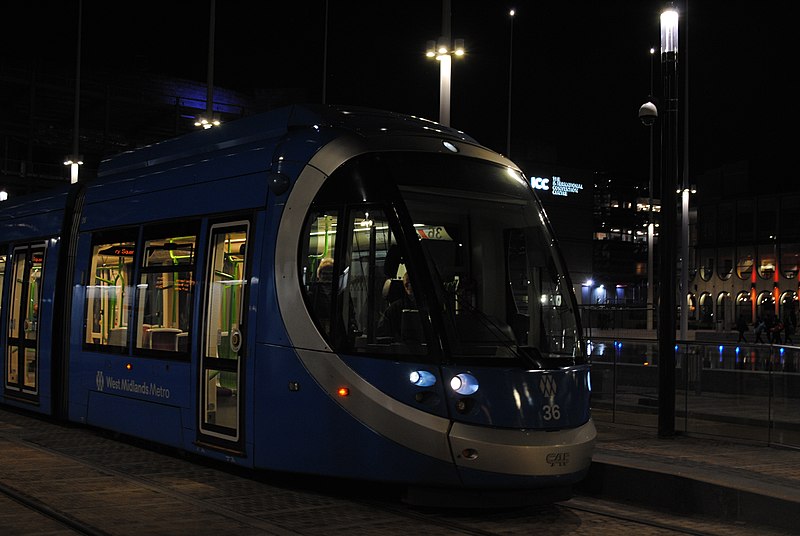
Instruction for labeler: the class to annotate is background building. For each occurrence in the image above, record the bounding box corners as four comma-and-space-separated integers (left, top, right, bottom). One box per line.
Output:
694, 162, 800, 333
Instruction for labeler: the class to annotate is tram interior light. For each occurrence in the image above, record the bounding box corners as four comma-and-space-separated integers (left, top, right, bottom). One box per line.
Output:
450, 373, 479, 395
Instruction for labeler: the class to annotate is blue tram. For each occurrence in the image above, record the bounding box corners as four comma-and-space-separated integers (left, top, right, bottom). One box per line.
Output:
0, 105, 594, 495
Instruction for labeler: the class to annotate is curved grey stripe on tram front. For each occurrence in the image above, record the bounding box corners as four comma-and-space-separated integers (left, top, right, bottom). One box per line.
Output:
275, 134, 514, 463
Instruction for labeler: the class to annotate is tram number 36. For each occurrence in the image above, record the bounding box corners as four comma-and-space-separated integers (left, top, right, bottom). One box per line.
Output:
542, 403, 561, 421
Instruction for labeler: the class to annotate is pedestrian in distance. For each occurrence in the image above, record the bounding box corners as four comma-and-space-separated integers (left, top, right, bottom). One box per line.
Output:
735, 314, 748, 343
784, 309, 796, 344
754, 316, 766, 344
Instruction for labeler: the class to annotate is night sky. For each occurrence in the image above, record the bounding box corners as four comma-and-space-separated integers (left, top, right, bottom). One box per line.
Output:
2, 1, 787, 187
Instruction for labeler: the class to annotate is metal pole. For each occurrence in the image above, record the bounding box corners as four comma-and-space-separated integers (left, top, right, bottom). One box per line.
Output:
322, 0, 328, 104
439, 0, 452, 126
69, 0, 83, 184
647, 126, 655, 331
680, 187, 689, 339
72, 0, 82, 160
206, 0, 216, 119
680, 1, 690, 341
647, 48, 655, 332
439, 55, 451, 126
658, 6, 679, 438
506, 10, 515, 156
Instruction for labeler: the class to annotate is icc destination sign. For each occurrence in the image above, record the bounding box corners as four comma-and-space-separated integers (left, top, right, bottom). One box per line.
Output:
530, 176, 584, 197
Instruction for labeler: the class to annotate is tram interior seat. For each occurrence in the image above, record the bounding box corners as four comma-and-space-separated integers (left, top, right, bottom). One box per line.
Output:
141, 324, 152, 349
107, 327, 127, 347
176, 332, 189, 352
149, 327, 182, 350
382, 245, 406, 304
383, 278, 405, 304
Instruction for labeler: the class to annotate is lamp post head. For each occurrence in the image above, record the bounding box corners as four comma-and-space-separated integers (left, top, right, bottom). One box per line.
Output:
426, 37, 465, 60
660, 6, 679, 55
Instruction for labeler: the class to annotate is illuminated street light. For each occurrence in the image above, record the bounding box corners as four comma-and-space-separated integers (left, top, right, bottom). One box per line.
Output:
425, 0, 464, 127
658, 3, 679, 439
425, 37, 465, 127
63, 155, 83, 184
194, 117, 221, 129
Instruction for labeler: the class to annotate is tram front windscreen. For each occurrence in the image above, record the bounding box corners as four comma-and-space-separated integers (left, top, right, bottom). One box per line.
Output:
300, 152, 584, 368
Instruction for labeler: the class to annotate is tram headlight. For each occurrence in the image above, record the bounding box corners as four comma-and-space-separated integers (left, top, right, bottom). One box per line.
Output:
409, 370, 436, 387
450, 373, 479, 395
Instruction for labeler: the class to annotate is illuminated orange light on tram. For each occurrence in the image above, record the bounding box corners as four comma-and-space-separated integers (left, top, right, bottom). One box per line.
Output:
125, 363, 133, 371
337, 387, 350, 397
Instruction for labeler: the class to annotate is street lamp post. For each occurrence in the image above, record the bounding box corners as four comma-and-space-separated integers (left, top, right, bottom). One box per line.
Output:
425, 0, 464, 127
65, 0, 83, 184
658, 5, 679, 438
195, 0, 220, 129
680, 2, 691, 343
507, 9, 515, 156
640, 47, 658, 332
680, 184, 695, 340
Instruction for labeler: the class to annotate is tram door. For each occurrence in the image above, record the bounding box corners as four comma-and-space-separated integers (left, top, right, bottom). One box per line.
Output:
199, 222, 249, 446
5, 244, 44, 399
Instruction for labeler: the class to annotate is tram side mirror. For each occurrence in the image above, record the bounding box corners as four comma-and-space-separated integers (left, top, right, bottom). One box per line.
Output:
268, 172, 291, 196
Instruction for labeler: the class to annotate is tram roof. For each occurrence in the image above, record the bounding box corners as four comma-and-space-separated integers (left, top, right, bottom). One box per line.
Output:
98, 104, 477, 179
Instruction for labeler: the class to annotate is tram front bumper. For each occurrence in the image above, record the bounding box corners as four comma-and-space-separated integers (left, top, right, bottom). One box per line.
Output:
448, 419, 596, 478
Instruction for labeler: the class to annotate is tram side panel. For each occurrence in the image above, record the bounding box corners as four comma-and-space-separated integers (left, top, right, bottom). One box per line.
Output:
65, 210, 194, 447
64, 151, 275, 458
0, 190, 71, 417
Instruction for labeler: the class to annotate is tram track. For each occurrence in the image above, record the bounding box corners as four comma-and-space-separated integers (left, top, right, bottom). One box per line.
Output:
0, 426, 302, 536
0, 412, 791, 536
561, 497, 736, 536
0, 478, 109, 536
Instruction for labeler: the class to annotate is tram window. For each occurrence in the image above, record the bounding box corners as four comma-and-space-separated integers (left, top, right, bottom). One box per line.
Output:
300, 207, 429, 356
344, 208, 428, 355
301, 211, 339, 338
84, 237, 135, 348
6, 244, 44, 392
204, 225, 248, 361
135, 228, 197, 354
